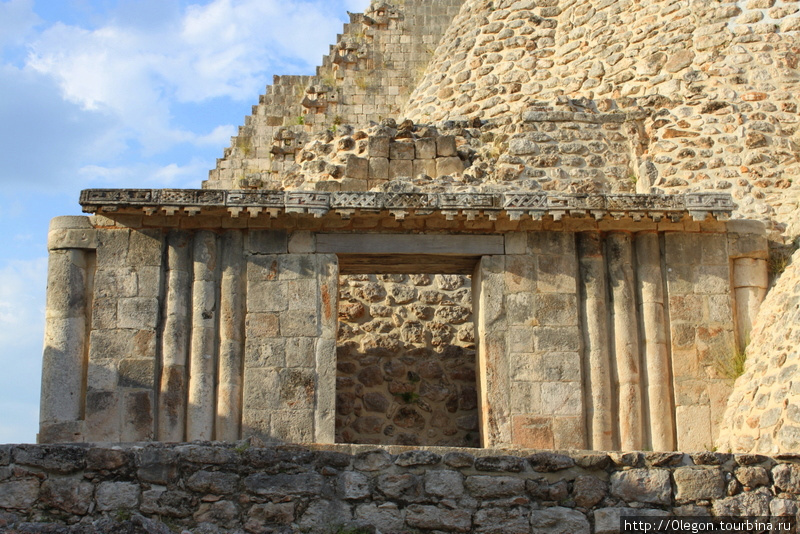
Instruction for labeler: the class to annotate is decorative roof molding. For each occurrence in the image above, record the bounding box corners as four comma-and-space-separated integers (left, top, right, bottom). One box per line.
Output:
80, 189, 735, 222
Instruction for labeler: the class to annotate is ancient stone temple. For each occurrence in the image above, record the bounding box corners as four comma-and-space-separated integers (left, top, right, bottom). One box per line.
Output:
39, 0, 799, 458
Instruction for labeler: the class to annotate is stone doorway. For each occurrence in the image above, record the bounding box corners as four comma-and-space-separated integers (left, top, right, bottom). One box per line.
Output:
335, 271, 480, 447
316, 233, 504, 447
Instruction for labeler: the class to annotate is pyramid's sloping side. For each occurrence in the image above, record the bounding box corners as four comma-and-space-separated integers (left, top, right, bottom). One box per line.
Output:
206, 0, 465, 190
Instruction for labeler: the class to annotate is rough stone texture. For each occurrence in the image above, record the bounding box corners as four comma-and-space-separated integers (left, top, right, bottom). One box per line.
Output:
336, 273, 478, 447
717, 248, 800, 454
4, 443, 798, 533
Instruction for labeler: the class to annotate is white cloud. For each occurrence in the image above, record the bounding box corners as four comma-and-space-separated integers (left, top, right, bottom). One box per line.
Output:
196, 124, 237, 147
0, 0, 40, 50
0, 63, 117, 189
80, 159, 213, 189
25, 0, 368, 155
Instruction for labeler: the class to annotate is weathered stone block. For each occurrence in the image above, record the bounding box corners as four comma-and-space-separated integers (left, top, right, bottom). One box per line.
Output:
128, 229, 163, 266
248, 230, 288, 255
531, 507, 591, 534
187, 470, 240, 494
573, 475, 608, 508
369, 157, 390, 180
245, 338, 286, 367
86, 448, 130, 471
247, 281, 287, 312
96, 481, 141, 511
0, 479, 39, 509
243, 368, 280, 410
355, 503, 405, 532
368, 136, 390, 158
194, 500, 239, 528
512, 415, 554, 448
537, 255, 577, 293
674, 466, 726, 502
96, 229, 130, 267
414, 137, 437, 159
390, 140, 415, 160
406, 504, 471, 532
345, 154, 369, 180
773, 463, 800, 494
280, 310, 319, 337
338, 471, 370, 500
389, 158, 413, 179
437, 135, 457, 157
298, 499, 352, 531
245, 472, 325, 497
533, 326, 582, 352
287, 279, 318, 310
464, 475, 525, 498
506, 292, 534, 325
122, 390, 154, 441
245, 502, 295, 530
413, 158, 437, 178
437, 156, 464, 176
475, 507, 529, 534
425, 470, 464, 497
287, 336, 316, 368
534, 293, 578, 325
354, 449, 393, 471
512, 352, 581, 382
13, 445, 87, 474
271, 409, 314, 442
118, 358, 155, 389
41, 477, 93, 514
541, 382, 583, 416
553, 416, 586, 449
84, 390, 121, 441
376, 473, 421, 500
611, 468, 671, 505
245, 313, 280, 338
712, 490, 771, 516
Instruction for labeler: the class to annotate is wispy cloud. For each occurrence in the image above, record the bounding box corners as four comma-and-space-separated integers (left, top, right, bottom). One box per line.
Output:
25, 0, 366, 155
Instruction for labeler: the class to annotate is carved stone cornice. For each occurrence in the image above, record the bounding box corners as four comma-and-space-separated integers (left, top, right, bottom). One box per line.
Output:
80, 189, 735, 222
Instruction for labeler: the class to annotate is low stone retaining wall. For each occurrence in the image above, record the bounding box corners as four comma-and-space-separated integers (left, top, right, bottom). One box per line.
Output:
1, 442, 799, 533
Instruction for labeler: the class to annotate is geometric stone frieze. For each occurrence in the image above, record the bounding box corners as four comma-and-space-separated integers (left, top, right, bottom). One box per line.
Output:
79, 189, 735, 221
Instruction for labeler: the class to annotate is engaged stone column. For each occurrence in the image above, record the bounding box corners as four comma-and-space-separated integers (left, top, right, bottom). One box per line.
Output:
732, 257, 768, 348
187, 231, 219, 441
216, 230, 245, 442
158, 231, 192, 442
578, 232, 614, 450
315, 254, 338, 444
607, 232, 643, 450
474, 255, 510, 447
40, 216, 96, 442
635, 232, 675, 452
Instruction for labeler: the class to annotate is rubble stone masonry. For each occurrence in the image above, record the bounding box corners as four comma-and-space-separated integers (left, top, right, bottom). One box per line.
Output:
2, 442, 800, 534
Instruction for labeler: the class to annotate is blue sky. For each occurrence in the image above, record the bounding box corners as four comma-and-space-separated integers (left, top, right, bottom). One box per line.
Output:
0, 0, 370, 443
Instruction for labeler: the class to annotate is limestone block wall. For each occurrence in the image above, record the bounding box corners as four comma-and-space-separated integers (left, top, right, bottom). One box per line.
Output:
336, 273, 479, 447
3, 442, 800, 534
475, 225, 767, 452
41, 217, 338, 445
205, 0, 466, 190
42, 199, 767, 452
